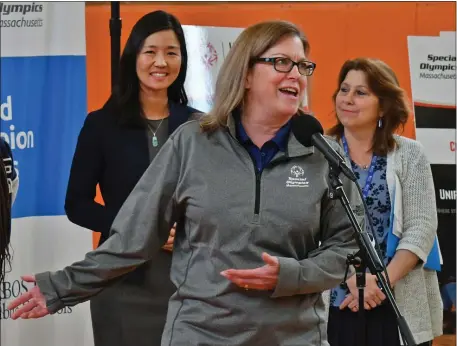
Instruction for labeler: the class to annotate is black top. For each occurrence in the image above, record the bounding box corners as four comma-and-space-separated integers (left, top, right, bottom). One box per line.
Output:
146, 117, 169, 162
65, 102, 199, 245
0, 137, 16, 193
0, 137, 16, 240
64, 102, 199, 345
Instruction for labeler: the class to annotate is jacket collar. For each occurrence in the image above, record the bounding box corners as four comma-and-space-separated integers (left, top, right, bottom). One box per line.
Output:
168, 102, 195, 135
227, 111, 314, 159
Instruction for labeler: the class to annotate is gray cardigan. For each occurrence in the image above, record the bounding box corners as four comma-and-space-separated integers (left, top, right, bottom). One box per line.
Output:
323, 134, 443, 344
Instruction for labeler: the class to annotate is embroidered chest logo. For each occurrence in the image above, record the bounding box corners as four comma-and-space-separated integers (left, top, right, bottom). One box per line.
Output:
286, 165, 309, 188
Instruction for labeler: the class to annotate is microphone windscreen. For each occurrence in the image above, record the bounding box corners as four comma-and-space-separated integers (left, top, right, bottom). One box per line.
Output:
291, 114, 324, 147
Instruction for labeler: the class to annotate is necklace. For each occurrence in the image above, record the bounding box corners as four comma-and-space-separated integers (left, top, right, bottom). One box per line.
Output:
353, 159, 372, 170
360, 163, 370, 170
147, 118, 165, 147
341, 135, 376, 171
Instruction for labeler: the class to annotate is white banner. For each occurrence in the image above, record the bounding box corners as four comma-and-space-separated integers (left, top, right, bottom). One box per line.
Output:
414, 128, 455, 165
407, 34, 456, 107
183, 25, 244, 113
0, 2, 93, 346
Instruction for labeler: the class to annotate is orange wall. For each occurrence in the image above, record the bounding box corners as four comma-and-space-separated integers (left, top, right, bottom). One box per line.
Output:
85, 1, 456, 133
85, 1, 456, 246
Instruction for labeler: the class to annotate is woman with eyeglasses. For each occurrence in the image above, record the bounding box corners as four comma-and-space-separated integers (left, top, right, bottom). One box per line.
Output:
8, 20, 361, 345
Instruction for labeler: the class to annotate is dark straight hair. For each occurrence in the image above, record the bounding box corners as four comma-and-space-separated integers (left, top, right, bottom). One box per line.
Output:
0, 157, 11, 283
104, 10, 189, 127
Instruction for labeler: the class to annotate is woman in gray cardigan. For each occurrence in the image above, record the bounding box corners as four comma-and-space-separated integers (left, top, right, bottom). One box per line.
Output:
326, 57, 443, 346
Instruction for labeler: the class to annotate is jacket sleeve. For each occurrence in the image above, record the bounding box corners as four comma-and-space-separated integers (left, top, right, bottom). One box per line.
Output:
272, 145, 362, 297
64, 112, 117, 237
396, 140, 438, 263
35, 135, 182, 313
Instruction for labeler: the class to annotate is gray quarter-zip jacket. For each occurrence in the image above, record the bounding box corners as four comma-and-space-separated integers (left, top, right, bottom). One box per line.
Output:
36, 114, 363, 346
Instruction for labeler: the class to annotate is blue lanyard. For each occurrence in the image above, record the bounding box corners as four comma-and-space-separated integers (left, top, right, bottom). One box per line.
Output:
342, 135, 377, 198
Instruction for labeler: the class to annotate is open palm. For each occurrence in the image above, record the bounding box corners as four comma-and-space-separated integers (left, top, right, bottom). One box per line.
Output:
8, 275, 50, 319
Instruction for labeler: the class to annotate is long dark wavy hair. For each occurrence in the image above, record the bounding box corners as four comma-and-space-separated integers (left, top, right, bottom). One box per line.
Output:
104, 10, 189, 127
0, 157, 12, 283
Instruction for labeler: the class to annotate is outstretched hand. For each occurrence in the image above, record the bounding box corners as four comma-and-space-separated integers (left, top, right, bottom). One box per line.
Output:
220, 252, 279, 291
7, 275, 50, 319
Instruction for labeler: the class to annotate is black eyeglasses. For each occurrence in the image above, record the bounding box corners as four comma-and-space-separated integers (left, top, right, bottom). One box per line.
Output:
254, 57, 316, 76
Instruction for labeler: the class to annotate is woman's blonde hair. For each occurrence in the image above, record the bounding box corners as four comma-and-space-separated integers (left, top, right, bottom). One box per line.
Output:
200, 20, 310, 132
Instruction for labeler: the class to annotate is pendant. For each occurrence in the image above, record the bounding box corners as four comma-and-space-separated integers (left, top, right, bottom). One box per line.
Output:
152, 135, 159, 147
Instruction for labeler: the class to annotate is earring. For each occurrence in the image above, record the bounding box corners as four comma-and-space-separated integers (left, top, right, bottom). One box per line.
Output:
378, 118, 383, 128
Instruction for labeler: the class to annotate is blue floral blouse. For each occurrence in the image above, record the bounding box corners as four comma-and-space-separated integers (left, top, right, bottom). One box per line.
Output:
330, 156, 392, 307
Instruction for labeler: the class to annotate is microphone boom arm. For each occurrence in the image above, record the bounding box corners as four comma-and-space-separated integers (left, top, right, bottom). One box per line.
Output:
327, 164, 416, 346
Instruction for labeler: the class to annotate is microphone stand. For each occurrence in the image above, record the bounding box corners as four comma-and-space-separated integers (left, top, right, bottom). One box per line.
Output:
327, 164, 416, 346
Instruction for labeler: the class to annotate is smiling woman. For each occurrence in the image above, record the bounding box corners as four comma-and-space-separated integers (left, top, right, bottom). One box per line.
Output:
326, 58, 442, 346
136, 30, 182, 96
32, 10, 199, 346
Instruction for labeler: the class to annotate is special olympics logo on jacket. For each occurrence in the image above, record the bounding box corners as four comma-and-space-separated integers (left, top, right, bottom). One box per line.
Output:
202, 42, 218, 68
286, 165, 308, 188
290, 165, 304, 178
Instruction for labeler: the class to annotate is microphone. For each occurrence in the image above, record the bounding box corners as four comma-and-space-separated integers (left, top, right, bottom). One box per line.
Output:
291, 114, 357, 182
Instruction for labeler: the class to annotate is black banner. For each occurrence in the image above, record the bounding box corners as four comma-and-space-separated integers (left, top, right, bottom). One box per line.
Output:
414, 105, 457, 129
431, 164, 456, 283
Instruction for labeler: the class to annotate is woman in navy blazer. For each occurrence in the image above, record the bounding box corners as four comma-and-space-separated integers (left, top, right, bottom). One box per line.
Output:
64, 11, 199, 346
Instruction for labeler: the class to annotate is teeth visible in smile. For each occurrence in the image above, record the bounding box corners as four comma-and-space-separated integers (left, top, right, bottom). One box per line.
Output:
151, 73, 167, 77
279, 87, 298, 96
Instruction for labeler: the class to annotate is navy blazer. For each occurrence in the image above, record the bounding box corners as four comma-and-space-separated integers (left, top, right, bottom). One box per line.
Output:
65, 102, 199, 245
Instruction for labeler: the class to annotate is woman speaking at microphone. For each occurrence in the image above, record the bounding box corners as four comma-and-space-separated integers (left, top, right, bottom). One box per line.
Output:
326, 58, 443, 346
9, 20, 362, 345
